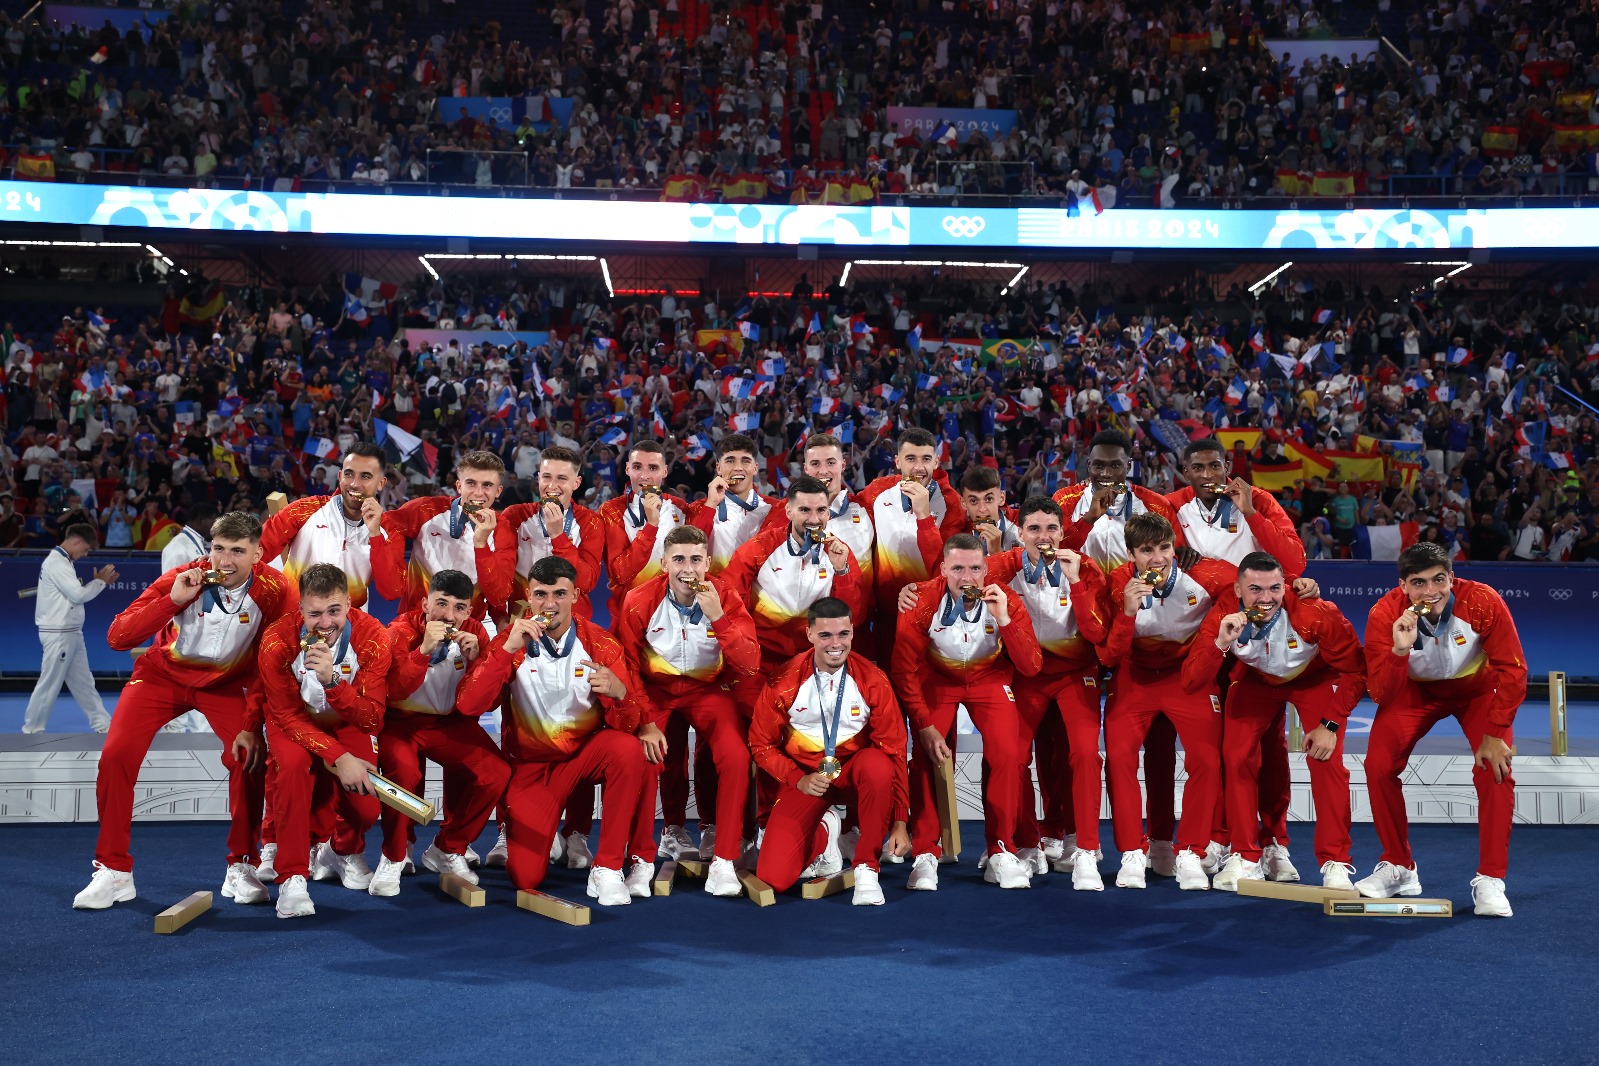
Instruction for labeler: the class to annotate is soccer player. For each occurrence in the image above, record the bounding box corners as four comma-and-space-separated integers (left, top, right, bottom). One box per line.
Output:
375, 449, 513, 619
253, 562, 392, 919
893, 534, 1043, 891
802, 432, 875, 581
1097, 513, 1234, 891
955, 466, 1022, 554
495, 445, 604, 619
1357, 543, 1524, 917
598, 439, 690, 609
750, 597, 911, 906
369, 569, 511, 898
688, 433, 784, 573
857, 428, 964, 654
1180, 551, 1364, 891
456, 557, 651, 906
615, 525, 761, 897
75, 513, 296, 911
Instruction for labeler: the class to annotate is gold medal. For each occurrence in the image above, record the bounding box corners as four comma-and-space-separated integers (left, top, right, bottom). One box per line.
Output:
1244, 604, 1272, 624
200, 568, 225, 587
818, 755, 843, 780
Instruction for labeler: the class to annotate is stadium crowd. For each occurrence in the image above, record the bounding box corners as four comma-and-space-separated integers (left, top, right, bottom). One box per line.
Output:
3, 0, 1599, 202
3, 262, 1598, 564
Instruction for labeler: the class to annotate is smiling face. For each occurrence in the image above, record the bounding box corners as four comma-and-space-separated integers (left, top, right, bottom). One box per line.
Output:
338, 454, 385, 516
716, 449, 759, 492
300, 589, 351, 639
1087, 444, 1130, 489
806, 613, 853, 671
1129, 538, 1175, 578
455, 463, 504, 511
664, 540, 709, 597
962, 486, 1005, 525
895, 441, 937, 484
1236, 565, 1284, 620
425, 591, 473, 628
526, 577, 577, 633
1183, 448, 1229, 499
787, 491, 832, 539
626, 449, 666, 493
1019, 509, 1062, 554
537, 458, 581, 508
1402, 564, 1452, 613
804, 443, 846, 494
208, 535, 263, 590
941, 547, 987, 598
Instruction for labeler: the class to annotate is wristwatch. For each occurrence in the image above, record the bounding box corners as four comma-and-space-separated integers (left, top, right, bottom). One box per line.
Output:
325, 672, 345, 689
1320, 718, 1340, 733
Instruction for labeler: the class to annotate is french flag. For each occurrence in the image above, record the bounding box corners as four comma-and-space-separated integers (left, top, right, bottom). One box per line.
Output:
820, 365, 840, 384
907, 323, 923, 353
594, 337, 618, 352
806, 313, 823, 336
685, 433, 714, 460
1428, 383, 1456, 404
875, 385, 904, 403
1401, 372, 1427, 395
303, 437, 339, 461
1169, 330, 1190, 354
836, 420, 855, 444
730, 412, 761, 433
812, 397, 839, 417
722, 377, 755, 399
1447, 345, 1472, 366
598, 428, 630, 448
739, 322, 762, 342
1225, 376, 1247, 406
76, 368, 113, 396
850, 315, 871, 335
1107, 391, 1133, 413
651, 407, 669, 438
916, 373, 941, 391
1516, 422, 1549, 453
759, 357, 785, 377
1313, 308, 1333, 325
1247, 327, 1267, 353
1544, 451, 1575, 470
1262, 393, 1281, 422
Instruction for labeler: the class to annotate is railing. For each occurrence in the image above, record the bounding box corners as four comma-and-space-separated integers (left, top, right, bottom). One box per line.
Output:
424, 149, 530, 188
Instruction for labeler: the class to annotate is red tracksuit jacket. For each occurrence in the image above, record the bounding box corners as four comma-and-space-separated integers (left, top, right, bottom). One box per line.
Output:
495, 500, 604, 618
384, 610, 496, 716
719, 522, 867, 662
1098, 558, 1236, 676
892, 579, 1043, 732
256, 608, 392, 763
614, 573, 761, 717
1165, 485, 1307, 578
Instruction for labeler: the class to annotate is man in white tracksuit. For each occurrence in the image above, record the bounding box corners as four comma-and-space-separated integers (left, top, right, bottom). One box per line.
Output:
24, 523, 119, 733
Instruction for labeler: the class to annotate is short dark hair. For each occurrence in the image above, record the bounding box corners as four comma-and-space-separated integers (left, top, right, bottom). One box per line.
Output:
960, 466, 1001, 493
1088, 429, 1133, 455
628, 440, 666, 461
806, 596, 852, 624
429, 568, 475, 601
1238, 551, 1283, 578
787, 474, 831, 500
943, 532, 985, 555
529, 556, 578, 587
209, 511, 262, 544
1398, 542, 1451, 579
664, 524, 708, 549
897, 427, 937, 452
300, 562, 350, 599
61, 523, 97, 546
804, 432, 844, 455
1124, 512, 1174, 550
186, 503, 218, 537
1183, 438, 1226, 463
345, 442, 385, 464
540, 445, 582, 469
715, 433, 759, 460
1018, 496, 1063, 523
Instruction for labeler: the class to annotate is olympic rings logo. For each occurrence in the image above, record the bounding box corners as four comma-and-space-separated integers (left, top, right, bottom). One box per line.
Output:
942, 215, 986, 238
1549, 588, 1573, 600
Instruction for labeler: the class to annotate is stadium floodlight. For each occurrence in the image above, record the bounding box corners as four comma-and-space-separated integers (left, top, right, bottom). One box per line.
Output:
1248, 261, 1293, 295
600, 257, 614, 298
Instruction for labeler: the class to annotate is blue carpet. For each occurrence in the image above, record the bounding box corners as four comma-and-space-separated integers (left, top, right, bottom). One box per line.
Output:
2, 822, 1590, 1065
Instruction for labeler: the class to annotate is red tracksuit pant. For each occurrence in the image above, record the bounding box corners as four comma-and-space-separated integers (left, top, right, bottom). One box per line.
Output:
659, 712, 715, 828
909, 680, 1023, 857
1366, 686, 1513, 878
631, 688, 750, 862
94, 672, 264, 872
503, 729, 646, 891
1224, 672, 1351, 865
378, 712, 510, 862
756, 747, 896, 891
1104, 668, 1222, 855
1144, 683, 1285, 848
1019, 675, 1103, 852
266, 720, 382, 880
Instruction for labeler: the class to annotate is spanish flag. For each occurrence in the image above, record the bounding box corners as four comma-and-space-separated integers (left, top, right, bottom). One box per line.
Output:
719, 174, 768, 202
16, 152, 55, 181
1325, 449, 1385, 483
1312, 171, 1356, 197
1389, 460, 1423, 491
1283, 439, 1334, 479
1250, 462, 1304, 493
1276, 170, 1312, 196
660, 175, 702, 202
1481, 126, 1519, 158
1214, 428, 1264, 453
179, 282, 227, 324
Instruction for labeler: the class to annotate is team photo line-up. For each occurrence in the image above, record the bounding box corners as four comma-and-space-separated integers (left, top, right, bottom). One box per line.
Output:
60, 423, 1524, 919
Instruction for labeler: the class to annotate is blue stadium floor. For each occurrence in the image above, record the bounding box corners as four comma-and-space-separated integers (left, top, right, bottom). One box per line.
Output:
2, 820, 1589, 1065
3, 693, 1594, 755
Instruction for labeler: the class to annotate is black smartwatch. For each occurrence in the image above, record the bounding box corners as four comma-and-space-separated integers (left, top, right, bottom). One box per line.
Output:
1320, 718, 1340, 734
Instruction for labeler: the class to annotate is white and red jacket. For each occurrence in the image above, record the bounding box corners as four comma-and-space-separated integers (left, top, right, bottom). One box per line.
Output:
1364, 579, 1527, 738
686, 486, 786, 573
1166, 486, 1306, 576
496, 500, 604, 619
260, 494, 407, 608
986, 547, 1110, 684
1053, 482, 1185, 572
598, 490, 691, 605
254, 608, 391, 763
720, 522, 868, 662
384, 610, 497, 717
1098, 559, 1236, 680
374, 496, 514, 620
891, 579, 1043, 732
614, 573, 761, 709
857, 472, 964, 605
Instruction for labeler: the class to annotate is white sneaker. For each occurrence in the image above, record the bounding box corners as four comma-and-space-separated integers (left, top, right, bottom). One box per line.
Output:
838, 826, 862, 865
698, 824, 717, 860
811, 810, 844, 879
976, 852, 988, 872
276, 874, 315, 919
72, 862, 135, 910
328, 849, 374, 891
906, 852, 940, 891
1212, 853, 1262, 892
401, 855, 416, 876
464, 845, 481, 868
1116, 850, 1148, 889
256, 843, 278, 883
564, 832, 593, 869
1175, 849, 1211, 890
308, 841, 337, 882
1148, 839, 1177, 877
1040, 836, 1066, 864
1262, 843, 1300, 883
368, 856, 404, 897
1320, 861, 1356, 891
422, 843, 479, 886
659, 824, 695, 860
852, 864, 884, 905
485, 825, 508, 867
1201, 840, 1231, 876
586, 866, 631, 906
1471, 874, 1513, 918
705, 856, 743, 897
1070, 848, 1104, 891
1017, 846, 1048, 876
880, 846, 907, 864
984, 849, 1033, 889
624, 857, 654, 898
549, 831, 565, 864
222, 861, 269, 904
1355, 861, 1422, 899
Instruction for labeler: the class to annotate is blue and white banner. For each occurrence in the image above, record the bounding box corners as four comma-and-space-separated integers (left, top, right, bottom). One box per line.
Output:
436, 96, 575, 130
2, 180, 1597, 250
886, 107, 1019, 143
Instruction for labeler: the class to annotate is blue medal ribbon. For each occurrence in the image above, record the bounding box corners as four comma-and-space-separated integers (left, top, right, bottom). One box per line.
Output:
203, 571, 253, 615
299, 622, 352, 668
1236, 605, 1283, 646
534, 622, 578, 661
1415, 593, 1456, 640
939, 589, 985, 627
538, 505, 576, 541
1140, 564, 1181, 611
447, 497, 476, 539
812, 665, 849, 764
1021, 551, 1061, 588
717, 487, 761, 522
666, 590, 704, 626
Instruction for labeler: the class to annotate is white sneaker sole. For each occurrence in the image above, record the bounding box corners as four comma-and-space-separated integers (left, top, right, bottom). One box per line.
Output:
1115, 875, 1146, 889
276, 904, 315, 919
73, 886, 136, 910
223, 885, 270, 905
852, 891, 885, 906
1474, 902, 1513, 917
1073, 877, 1105, 891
